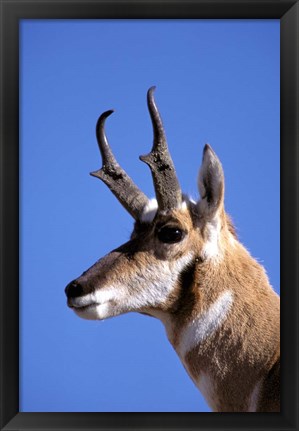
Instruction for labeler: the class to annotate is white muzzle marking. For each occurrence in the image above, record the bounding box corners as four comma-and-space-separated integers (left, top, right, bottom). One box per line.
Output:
70, 253, 194, 320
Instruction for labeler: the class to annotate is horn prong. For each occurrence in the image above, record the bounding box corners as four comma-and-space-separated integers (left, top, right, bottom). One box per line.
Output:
92, 109, 149, 220
140, 87, 182, 211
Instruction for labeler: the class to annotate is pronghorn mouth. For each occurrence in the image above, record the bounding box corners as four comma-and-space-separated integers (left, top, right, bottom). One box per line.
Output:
67, 299, 115, 321
67, 302, 96, 311
67, 298, 114, 314
67, 289, 119, 310
67, 293, 98, 310
66, 295, 97, 308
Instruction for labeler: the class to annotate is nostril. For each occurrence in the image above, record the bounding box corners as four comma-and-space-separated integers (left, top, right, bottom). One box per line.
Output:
65, 280, 84, 298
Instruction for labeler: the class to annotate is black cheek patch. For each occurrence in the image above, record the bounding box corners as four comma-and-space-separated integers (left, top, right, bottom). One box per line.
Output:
171, 260, 198, 315
179, 261, 197, 291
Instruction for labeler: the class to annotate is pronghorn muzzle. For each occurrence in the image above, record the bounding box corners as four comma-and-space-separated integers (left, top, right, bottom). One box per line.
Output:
65, 251, 122, 310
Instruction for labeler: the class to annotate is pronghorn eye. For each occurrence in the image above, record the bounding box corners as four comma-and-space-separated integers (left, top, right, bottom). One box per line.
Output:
157, 226, 184, 244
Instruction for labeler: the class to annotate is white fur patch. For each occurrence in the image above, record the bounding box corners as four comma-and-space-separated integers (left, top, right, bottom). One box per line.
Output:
140, 198, 189, 223
201, 217, 221, 260
140, 198, 158, 223
72, 253, 194, 321
180, 200, 188, 211
177, 290, 234, 358
70, 288, 123, 320
74, 303, 112, 320
122, 252, 194, 310
69, 288, 120, 309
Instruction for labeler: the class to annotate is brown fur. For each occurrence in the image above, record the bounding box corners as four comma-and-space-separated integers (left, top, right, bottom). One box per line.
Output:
169, 212, 279, 412
257, 355, 280, 412
159, 209, 280, 412
66, 141, 280, 412
180, 242, 280, 411
132, 205, 280, 412
68, 200, 280, 412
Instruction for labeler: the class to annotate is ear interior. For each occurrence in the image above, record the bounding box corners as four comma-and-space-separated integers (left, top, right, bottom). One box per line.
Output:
197, 144, 224, 218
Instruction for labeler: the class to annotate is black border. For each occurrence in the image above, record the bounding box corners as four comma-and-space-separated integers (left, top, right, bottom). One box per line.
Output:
0, 1, 298, 430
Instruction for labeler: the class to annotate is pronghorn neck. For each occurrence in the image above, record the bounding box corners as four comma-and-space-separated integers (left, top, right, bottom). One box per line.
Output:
150, 241, 280, 412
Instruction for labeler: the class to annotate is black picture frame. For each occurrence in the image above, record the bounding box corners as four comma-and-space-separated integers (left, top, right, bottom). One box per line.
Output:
0, 1, 298, 430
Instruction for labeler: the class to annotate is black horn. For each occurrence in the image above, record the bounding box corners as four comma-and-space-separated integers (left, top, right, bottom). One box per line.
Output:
91, 110, 149, 220
139, 87, 182, 211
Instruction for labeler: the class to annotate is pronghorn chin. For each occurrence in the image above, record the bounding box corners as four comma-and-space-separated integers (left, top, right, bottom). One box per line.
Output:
65, 87, 280, 412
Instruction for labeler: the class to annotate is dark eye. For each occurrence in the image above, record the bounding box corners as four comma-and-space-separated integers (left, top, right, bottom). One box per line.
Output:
157, 226, 184, 244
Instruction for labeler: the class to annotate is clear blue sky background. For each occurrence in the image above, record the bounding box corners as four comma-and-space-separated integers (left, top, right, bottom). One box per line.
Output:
20, 20, 280, 412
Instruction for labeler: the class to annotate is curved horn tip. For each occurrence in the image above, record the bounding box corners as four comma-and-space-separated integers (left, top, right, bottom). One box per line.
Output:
147, 86, 157, 96
96, 110, 115, 137
97, 109, 114, 124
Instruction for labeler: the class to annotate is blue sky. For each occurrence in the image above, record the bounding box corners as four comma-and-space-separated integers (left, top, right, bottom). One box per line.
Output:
20, 20, 279, 412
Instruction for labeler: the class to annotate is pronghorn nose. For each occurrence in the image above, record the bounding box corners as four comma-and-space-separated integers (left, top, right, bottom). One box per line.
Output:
65, 280, 84, 298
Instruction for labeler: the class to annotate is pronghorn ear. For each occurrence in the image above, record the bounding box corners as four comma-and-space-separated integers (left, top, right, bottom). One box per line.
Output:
197, 144, 224, 218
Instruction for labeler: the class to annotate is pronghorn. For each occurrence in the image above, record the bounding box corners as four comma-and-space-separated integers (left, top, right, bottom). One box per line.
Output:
65, 87, 280, 412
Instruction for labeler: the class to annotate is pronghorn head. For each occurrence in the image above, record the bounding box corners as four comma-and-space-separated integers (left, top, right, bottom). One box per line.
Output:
65, 87, 234, 322
65, 87, 280, 412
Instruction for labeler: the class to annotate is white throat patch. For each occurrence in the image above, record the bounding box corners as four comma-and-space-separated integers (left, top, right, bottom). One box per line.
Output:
177, 290, 234, 358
